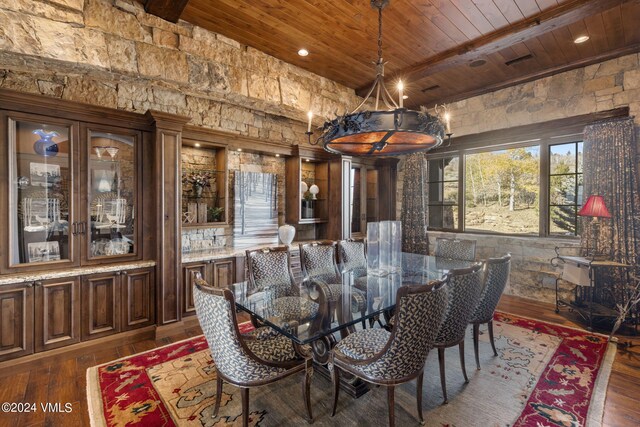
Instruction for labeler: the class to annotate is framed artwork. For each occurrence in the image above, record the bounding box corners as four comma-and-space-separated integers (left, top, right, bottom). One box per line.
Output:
27, 241, 61, 263
30, 162, 60, 187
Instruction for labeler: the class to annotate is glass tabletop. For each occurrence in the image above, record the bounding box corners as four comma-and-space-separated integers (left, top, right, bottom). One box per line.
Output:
232, 253, 475, 345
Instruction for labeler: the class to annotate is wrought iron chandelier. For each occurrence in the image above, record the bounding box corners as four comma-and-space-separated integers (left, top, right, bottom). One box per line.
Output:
307, 0, 449, 156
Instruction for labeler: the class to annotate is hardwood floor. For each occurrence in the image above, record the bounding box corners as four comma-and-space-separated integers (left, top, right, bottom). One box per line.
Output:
0, 295, 638, 427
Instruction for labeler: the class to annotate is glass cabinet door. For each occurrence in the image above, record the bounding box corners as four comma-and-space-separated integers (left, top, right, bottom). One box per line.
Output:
87, 130, 137, 259
9, 119, 74, 267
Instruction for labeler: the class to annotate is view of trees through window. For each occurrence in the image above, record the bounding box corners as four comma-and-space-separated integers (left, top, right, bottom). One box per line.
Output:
464, 147, 540, 234
427, 156, 459, 229
549, 142, 583, 236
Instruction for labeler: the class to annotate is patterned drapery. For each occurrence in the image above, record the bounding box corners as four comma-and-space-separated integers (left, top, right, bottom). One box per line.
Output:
582, 117, 640, 266
401, 152, 429, 254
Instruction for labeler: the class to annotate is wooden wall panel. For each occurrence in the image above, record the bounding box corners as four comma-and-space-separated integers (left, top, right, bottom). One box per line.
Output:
0, 284, 33, 361
36, 278, 80, 351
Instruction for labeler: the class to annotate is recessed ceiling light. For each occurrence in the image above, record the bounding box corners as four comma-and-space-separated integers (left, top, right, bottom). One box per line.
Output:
194, 143, 201, 147
469, 59, 487, 68
402, 95, 408, 100
574, 35, 590, 44
237, 148, 242, 152
298, 48, 309, 57
275, 154, 280, 157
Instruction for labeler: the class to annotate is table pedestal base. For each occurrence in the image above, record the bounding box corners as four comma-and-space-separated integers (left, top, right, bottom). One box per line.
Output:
314, 363, 370, 398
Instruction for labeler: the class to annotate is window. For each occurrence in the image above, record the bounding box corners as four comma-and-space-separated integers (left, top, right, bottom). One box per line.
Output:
465, 147, 540, 235
549, 142, 583, 236
427, 156, 459, 230
424, 110, 628, 237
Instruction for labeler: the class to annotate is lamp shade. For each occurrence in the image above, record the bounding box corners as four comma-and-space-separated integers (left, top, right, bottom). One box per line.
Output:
578, 195, 611, 218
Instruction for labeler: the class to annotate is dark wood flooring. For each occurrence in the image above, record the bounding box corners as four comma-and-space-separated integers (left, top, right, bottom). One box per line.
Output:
0, 294, 638, 427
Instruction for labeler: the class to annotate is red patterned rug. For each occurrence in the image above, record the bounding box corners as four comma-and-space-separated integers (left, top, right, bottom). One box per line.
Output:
87, 313, 615, 426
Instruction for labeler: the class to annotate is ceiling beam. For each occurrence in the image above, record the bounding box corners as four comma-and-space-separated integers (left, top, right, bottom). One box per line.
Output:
356, 0, 635, 96
413, 43, 640, 109
144, 0, 190, 23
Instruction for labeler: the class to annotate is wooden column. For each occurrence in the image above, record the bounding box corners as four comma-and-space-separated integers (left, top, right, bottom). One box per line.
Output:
146, 111, 190, 325
376, 158, 399, 221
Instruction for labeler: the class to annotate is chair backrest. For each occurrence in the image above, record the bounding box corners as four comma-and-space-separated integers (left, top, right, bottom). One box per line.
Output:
355, 279, 449, 381
299, 241, 340, 284
471, 254, 511, 323
337, 238, 367, 273
193, 279, 281, 384
435, 238, 477, 261
436, 263, 483, 346
246, 246, 296, 297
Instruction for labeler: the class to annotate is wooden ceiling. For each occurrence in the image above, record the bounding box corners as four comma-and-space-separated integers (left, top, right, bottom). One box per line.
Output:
146, 0, 640, 109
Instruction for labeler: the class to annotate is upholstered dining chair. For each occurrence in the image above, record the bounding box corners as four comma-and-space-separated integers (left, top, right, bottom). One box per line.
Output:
434, 263, 483, 404
469, 254, 511, 369
434, 238, 477, 261
329, 278, 449, 427
300, 241, 367, 329
337, 238, 367, 280
193, 278, 313, 426
245, 246, 318, 325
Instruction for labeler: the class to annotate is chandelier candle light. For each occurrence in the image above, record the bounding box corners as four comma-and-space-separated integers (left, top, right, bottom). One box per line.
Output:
305, 0, 450, 156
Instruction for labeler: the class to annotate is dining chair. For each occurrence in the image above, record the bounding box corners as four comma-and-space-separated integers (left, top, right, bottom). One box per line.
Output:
245, 246, 318, 325
299, 241, 367, 329
193, 278, 313, 426
469, 254, 511, 369
434, 238, 477, 261
329, 278, 449, 427
337, 238, 367, 280
434, 263, 483, 404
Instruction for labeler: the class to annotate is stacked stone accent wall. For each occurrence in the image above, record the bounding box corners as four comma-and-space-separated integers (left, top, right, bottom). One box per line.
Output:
397, 53, 640, 303
0, 0, 360, 144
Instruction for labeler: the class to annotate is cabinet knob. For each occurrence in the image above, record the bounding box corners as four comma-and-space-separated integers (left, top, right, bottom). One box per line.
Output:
34, 281, 42, 287
122, 271, 128, 276
26, 282, 33, 288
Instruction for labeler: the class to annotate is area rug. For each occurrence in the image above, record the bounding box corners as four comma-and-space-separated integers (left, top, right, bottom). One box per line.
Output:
87, 313, 615, 427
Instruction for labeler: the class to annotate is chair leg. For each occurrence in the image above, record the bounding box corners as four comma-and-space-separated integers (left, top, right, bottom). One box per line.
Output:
213, 376, 223, 416
387, 385, 395, 427
331, 366, 340, 417
473, 323, 481, 370
416, 371, 425, 425
302, 362, 313, 422
459, 341, 469, 383
241, 387, 250, 427
438, 347, 448, 404
488, 319, 498, 356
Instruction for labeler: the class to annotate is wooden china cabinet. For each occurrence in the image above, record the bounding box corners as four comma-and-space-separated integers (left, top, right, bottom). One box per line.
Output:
0, 90, 156, 363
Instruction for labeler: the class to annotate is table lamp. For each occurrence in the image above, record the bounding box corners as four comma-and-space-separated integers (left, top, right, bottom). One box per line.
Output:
578, 194, 611, 256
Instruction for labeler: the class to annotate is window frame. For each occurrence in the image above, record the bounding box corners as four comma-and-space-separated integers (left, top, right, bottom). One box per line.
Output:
424, 108, 629, 238
426, 155, 460, 232
548, 141, 583, 237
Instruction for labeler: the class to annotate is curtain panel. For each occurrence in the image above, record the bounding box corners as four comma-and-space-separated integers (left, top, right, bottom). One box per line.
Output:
582, 116, 640, 266
401, 152, 430, 254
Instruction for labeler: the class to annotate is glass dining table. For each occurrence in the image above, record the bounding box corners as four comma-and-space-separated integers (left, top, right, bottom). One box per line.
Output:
232, 253, 474, 350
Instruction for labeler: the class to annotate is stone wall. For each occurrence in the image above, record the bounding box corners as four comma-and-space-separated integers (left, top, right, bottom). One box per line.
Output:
0, 0, 359, 143
397, 52, 640, 303
0, 0, 359, 254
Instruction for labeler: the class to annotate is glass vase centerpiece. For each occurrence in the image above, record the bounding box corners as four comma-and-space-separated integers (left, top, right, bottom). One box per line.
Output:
367, 220, 402, 276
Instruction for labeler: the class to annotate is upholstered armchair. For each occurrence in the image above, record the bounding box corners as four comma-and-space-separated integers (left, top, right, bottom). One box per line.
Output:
246, 246, 318, 325
469, 254, 511, 369
434, 238, 477, 261
193, 279, 313, 426
329, 278, 449, 427
434, 263, 483, 404
300, 241, 367, 329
